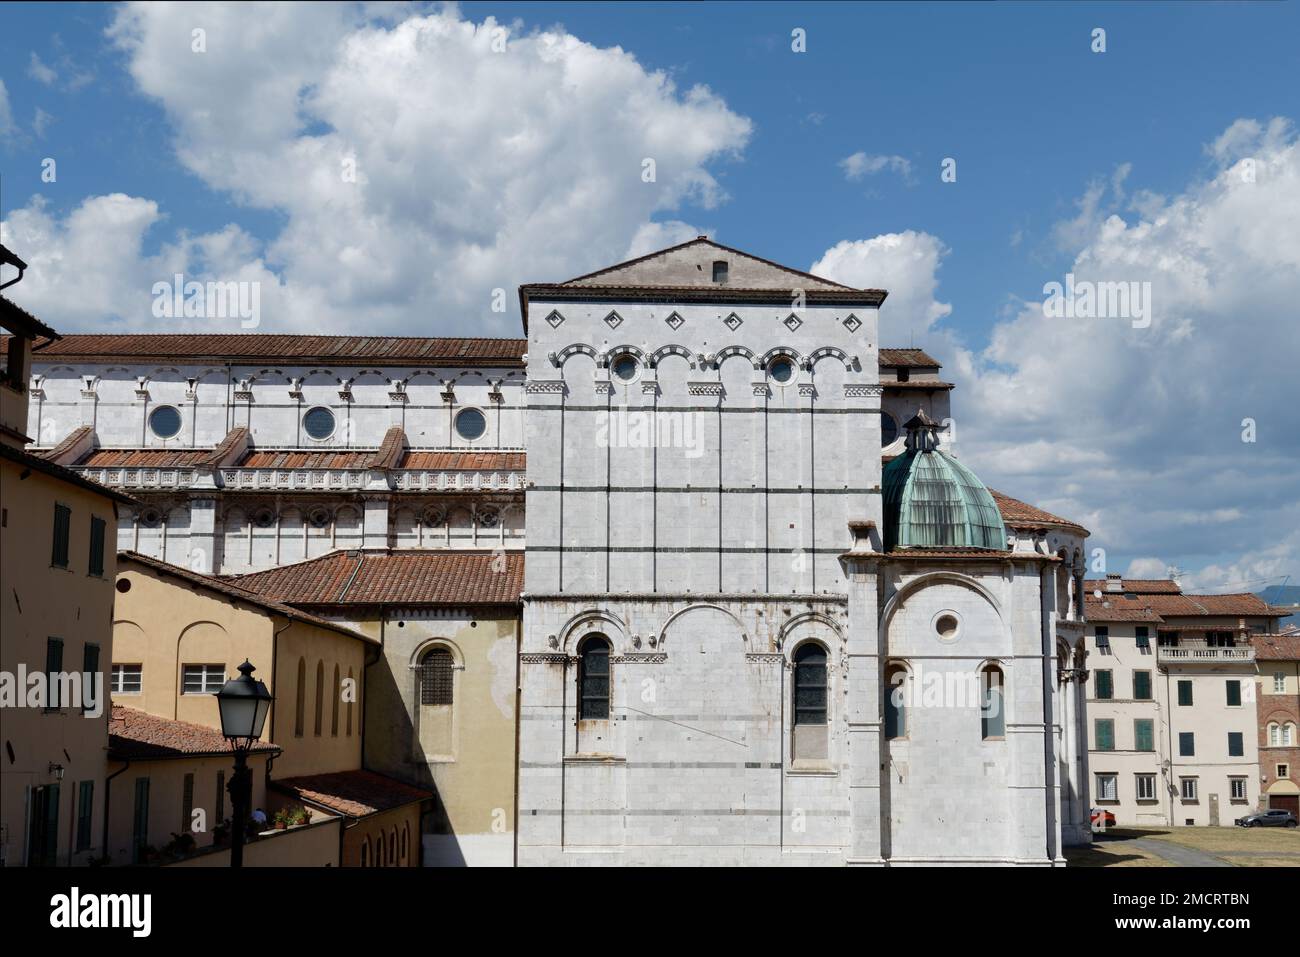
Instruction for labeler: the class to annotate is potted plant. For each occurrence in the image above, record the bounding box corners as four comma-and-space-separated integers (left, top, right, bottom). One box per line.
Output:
272, 808, 290, 830
289, 806, 309, 827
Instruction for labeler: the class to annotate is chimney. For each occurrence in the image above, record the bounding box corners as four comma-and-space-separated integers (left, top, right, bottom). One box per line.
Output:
1106, 574, 1123, 593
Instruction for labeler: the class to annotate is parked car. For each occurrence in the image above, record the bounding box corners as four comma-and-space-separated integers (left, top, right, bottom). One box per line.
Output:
1234, 809, 1299, 827
1090, 808, 1116, 829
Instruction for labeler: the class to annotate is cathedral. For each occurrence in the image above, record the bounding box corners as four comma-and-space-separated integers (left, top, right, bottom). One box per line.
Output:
24, 237, 1092, 865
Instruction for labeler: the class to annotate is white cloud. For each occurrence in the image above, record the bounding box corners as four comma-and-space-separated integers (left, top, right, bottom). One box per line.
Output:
814, 118, 1300, 594
1125, 557, 1170, 579
839, 152, 912, 182
28, 51, 57, 85
624, 221, 708, 260
73, 4, 753, 337
0, 80, 13, 140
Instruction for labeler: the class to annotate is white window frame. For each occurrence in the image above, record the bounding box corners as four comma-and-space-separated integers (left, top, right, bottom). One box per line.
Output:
111, 663, 142, 695
1135, 773, 1156, 801
1094, 773, 1118, 802
1274, 672, 1286, 693
181, 663, 225, 695
1229, 777, 1247, 802
1179, 777, 1199, 802
1278, 763, 1290, 779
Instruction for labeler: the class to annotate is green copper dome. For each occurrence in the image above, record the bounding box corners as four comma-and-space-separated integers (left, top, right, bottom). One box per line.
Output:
882, 411, 1007, 551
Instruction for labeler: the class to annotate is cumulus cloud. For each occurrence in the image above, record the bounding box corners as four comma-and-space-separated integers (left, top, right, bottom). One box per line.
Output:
53, 3, 752, 337
27, 52, 57, 85
811, 232, 953, 336
839, 152, 912, 182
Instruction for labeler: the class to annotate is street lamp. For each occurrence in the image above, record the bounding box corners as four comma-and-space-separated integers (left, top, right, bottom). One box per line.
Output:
214, 660, 272, 868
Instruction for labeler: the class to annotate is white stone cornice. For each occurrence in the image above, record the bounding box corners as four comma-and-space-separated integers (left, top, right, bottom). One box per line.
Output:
525, 379, 566, 394
844, 384, 883, 398
687, 381, 724, 396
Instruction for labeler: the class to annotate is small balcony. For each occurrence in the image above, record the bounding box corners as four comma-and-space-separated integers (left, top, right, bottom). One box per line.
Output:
1157, 641, 1255, 664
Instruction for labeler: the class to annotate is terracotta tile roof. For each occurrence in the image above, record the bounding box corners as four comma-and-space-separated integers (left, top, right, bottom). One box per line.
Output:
1252, 634, 1300, 660
1085, 578, 1183, 594
1084, 597, 1165, 623
109, 705, 280, 761
878, 348, 941, 368
79, 448, 215, 468
119, 552, 377, 643
37, 425, 93, 463
274, 770, 433, 818
883, 380, 955, 390
990, 489, 1089, 536
29, 334, 527, 367
370, 426, 406, 470
400, 450, 527, 470
1141, 592, 1280, 618
237, 449, 377, 469
226, 549, 524, 606
0, 441, 138, 505
1, 295, 59, 340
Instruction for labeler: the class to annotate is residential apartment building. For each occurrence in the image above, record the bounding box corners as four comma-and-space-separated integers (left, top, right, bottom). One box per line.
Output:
0, 253, 134, 867
1252, 633, 1300, 817
1085, 575, 1286, 826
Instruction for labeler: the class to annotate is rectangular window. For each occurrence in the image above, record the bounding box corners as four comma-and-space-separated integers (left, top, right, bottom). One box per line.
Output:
711, 260, 728, 283
1226, 679, 1241, 706
1133, 670, 1152, 700
1230, 777, 1247, 801
88, 516, 106, 577
76, 780, 94, 852
1134, 719, 1155, 752
1279, 763, 1290, 779
1206, 631, 1236, 648
1275, 672, 1287, 693
181, 664, 225, 694
181, 773, 194, 834
1159, 631, 1180, 647
1179, 731, 1195, 757
45, 637, 64, 710
1135, 626, 1150, 650
82, 643, 99, 713
1177, 680, 1193, 706
1228, 732, 1244, 757
1095, 773, 1118, 802
1180, 777, 1198, 802
1095, 719, 1115, 751
111, 664, 142, 695
132, 778, 150, 864
1094, 626, 1110, 652
1135, 773, 1156, 801
1095, 670, 1113, 700
51, 502, 71, 568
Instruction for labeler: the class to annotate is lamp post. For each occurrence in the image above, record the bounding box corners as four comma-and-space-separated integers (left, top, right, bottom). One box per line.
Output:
214, 660, 272, 868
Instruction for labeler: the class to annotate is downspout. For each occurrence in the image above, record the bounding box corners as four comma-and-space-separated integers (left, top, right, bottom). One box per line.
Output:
513, 608, 521, 867
270, 617, 292, 747
1164, 668, 1175, 825
103, 759, 131, 863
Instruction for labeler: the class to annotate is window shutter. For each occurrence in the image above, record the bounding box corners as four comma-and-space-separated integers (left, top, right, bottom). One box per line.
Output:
1226, 680, 1241, 706
88, 516, 106, 576
51, 503, 71, 567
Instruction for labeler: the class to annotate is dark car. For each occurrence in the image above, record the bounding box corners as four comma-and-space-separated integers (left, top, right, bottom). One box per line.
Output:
1234, 809, 1298, 827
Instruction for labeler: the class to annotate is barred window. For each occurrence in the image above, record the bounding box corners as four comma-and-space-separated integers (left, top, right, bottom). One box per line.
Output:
792, 643, 828, 726
577, 636, 611, 720
420, 648, 454, 706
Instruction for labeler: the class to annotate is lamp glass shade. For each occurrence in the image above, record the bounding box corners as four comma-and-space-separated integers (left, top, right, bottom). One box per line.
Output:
215, 661, 273, 741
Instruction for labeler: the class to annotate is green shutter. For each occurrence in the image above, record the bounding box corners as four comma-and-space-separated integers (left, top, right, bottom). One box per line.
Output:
1095, 719, 1114, 751
1177, 680, 1193, 706
76, 781, 94, 852
46, 638, 64, 709
1226, 680, 1241, 706
1096, 671, 1113, 699
51, 503, 71, 567
1135, 719, 1154, 752
1228, 732, 1244, 757
1133, 671, 1152, 700
82, 644, 100, 713
89, 517, 106, 576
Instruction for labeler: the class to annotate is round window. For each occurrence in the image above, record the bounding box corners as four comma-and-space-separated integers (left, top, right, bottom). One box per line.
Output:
139, 508, 163, 528
253, 508, 276, 528
455, 407, 486, 441
478, 509, 499, 528
768, 356, 795, 384
881, 412, 899, 446
149, 405, 182, 439
935, 613, 961, 641
308, 508, 332, 529
303, 406, 336, 440
611, 355, 638, 381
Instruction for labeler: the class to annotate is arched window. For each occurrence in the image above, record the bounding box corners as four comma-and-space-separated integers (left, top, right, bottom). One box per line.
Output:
792, 643, 829, 761
1269, 723, 1280, 746
1286, 723, 1297, 746
359, 837, 369, 867
346, 667, 355, 735
884, 663, 909, 739
374, 832, 384, 867
331, 664, 340, 736
389, 828, 397, 865
400, 823, 409, 863
314, 660, 325, 736
295, 657, 306, 737
420, 648, 454, 705
577, 636, 611, 720
981, 665, 1006, 739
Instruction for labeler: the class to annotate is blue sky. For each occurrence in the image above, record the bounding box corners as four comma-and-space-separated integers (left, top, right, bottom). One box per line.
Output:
1, 2, 1298, 595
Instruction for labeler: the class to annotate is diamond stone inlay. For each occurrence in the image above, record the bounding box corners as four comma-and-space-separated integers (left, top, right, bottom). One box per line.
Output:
724, 312, 743, 331
665, 311, 685, 331
784, 313, 803, 332
842, 313, 862, 333
545, 310, 565, 329
604, 310, 624, 330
